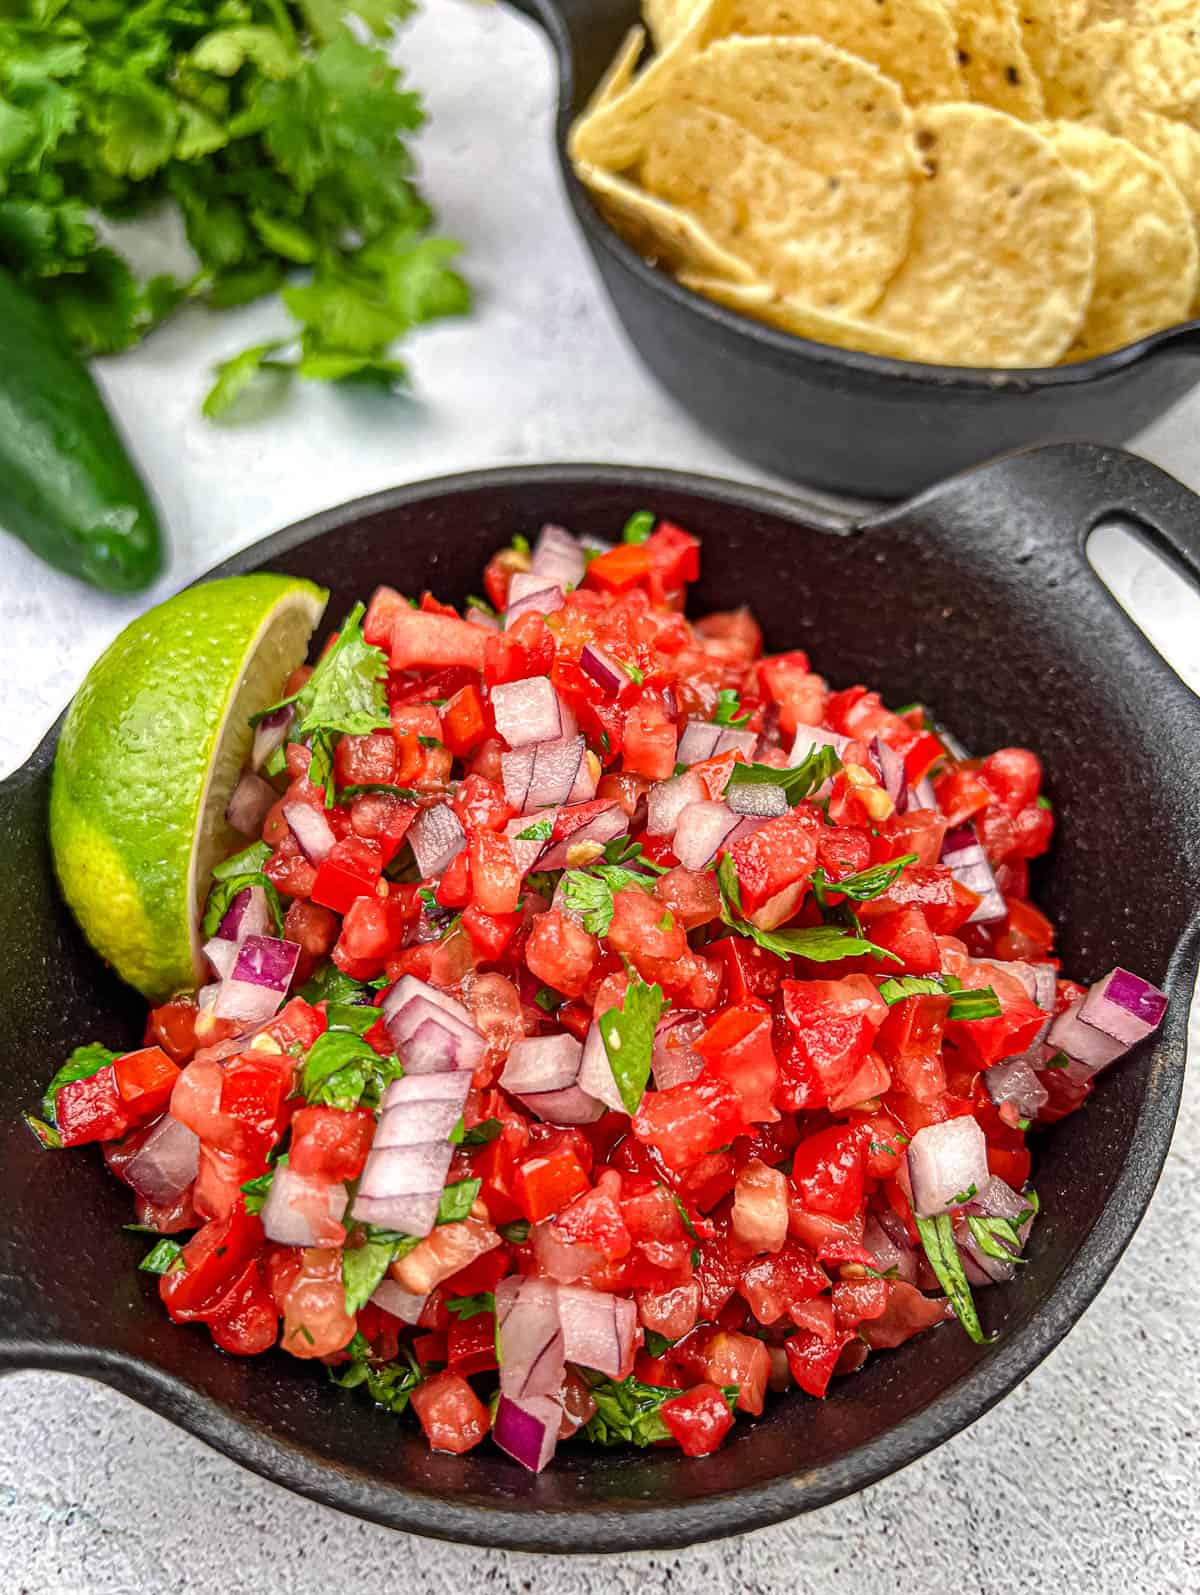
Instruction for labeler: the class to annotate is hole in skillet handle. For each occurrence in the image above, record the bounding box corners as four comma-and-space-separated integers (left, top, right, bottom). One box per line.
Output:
1089, 520, 1200, 698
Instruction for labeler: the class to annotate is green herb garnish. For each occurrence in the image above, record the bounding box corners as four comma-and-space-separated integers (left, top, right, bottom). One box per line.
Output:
915, 1213, 996, 1345
598, 975, 666, 1115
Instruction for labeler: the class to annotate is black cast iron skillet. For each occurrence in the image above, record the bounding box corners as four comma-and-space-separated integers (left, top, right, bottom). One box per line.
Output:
507, 0, 1200, 499
0, 441, 1196, 1552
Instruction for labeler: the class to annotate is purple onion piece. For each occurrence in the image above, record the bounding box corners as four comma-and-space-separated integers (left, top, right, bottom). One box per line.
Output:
531, 523, 586, 589
496, 1277, 566, 1400
381, 975, 474, 1032
261, 1166, 348, 1247
1079, 967, 1168, 1046
226, 770, 277, 837
578, 1020, 625, 1114
940, 822, 1006, 924
1045, 1000, 1129, 1074
505, 572, 565, 626
870, 736, 907, 803
672, 800, 740, 870
652, 1009, 706, 1091
713, 725, 758, 759
538, 803, 627, 871
906, 1116, 990, 1217
519, 1083, 607, 1125
983, 1058, 1049, 1119
252, 705, 293, 772
493, 1394, 562, 1473
965, 1175, 1029, 1223
580, 642, 625, 696
676, 719, 724, 765
385, 995, 486, 1075
370, 1279, 427, 1324
283, 800, 336, 863
646, 772, 705, 838
352, 1188, 444, 1238
408, 803, 467, 880
467, 606, 501, 632
373, 1096, 466, 1148
380, 1071, 473, 1113
504, 734, 586, 814
125, 1114, 200, 1205
491, 677, 565, 749
557, 1285, 636, 1379
501, 1033, 584, 1096
789, 725, 849, 764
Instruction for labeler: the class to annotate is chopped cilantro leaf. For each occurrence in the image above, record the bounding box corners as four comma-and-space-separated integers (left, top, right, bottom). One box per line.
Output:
583, 1374, 736, 1446
915, 1213, 996, 1344
533, 987, 561, 1014
301, 1030, 403, 1112
466, 596, 497, 619
618, 659, 645, 685
712, 689, 750, 727
622, 511, 655, 544
42, 1042, 118, 1123
498, 1219, 530, 1244
966, 1215, 1026, 1264
138, 1238, 185, 1275
517, 818, 554, 842
511, 534, 531, 556
437, 1178, 482, 1224
460, 1117, 503, 1148
716, 855, 900, 964
338, 783, 421, 801
1036, 795, 1053, 812
446, 1291, 495, 1321
724, 743, 842, 806
814, 853, 918, 905
598, 975, 665, 1115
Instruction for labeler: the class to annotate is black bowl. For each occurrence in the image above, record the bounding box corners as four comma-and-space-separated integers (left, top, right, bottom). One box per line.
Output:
0, 442, 1196, 1552
509, 0, 1200, 498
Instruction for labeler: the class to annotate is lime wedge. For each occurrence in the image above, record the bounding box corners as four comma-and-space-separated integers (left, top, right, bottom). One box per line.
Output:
50, 573, 328, 1001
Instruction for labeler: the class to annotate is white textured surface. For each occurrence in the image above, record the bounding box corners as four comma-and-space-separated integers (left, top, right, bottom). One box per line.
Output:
1, 3, 1198, 1589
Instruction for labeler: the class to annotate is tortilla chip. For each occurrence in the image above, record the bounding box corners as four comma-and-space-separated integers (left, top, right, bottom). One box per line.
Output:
1042, 120, 1198, 357
952, 0, 1046, 118
679, 273, 920, 358
574, 160, 758, 283
720, 0, 966, 105
580, 25, 646, 119
871, 102, 1095, 364
643, 0, 697, 51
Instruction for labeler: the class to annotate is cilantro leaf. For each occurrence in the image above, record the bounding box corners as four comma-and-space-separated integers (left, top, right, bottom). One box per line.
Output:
256, 602, 389, 740
712, 689, 749, 727
202, 869, 285, 940
965, 1215, 1026, 1264
516, 818, 554, 842
460, 1117, 503, 1148
328, 1343, 424, 1414
878, 975, 946, 1006
598, 975, 666, 1115
814, 853, 918, 904
582, 1375, 736, 1446
298, 963, 376, 1006
446, 1291, 495, 1321
618, 659, 644, 685
301, 1030, 403, 1111
945, 986, 1002, 1022
915, 1213, 996, 1345
724, 744, 842, 806
239, 1165, 279, 1217
342, 1231, 400, 1316
138, 1238, 186, 1275
42, 1042, 117, 1122
875, 974, 1001, 1020
437, 1177, 481, 1225
715, 856, 899, 965
622, 511, 655, 544
498, 1219, 530, 1244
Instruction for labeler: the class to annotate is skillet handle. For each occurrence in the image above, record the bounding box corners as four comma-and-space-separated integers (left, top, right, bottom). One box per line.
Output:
863, 439, 1200, 590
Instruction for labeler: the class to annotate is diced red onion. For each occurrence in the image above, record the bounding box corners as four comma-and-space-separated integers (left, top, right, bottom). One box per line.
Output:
251, 705, 293, 771
505, 572, 565, 626
577, 1019, 625, 1113
496, 1276, 566, 1400
493, 1393, 561, 1473
532, 523, 585, 589
381, 975, 474, 1031
716, 726, 758, 758
125, 1113, 200, 1205
352, 1145, 454, 1237
789, 725, 849, 764
940, 823, 1006, 924
491, 677, 568, 749
503, 735, 586, 813
954, 1230, 1002, 1287
532, 1221, 602, 1283
870, 737, 907, 804
502, 1033, 604, 1124
504, 811, 555, 877
204, 884, 271, 980
467, 605, 501, 632
521, 1084, 607, 1125
1030, 962, 1057, 1012
374, 1096, 466, 1148
385, 995, 486, 1075
652, 1010, 706, 1090
907, 775, 938, 811
907, 1116, 990, 1217
226, 770, 277, 837
213, 935, 299, 1022
983, 1057, 1049, 1119
370, 1279, 427, 1324
556, 1285, 636, 1379
197, 983, 220, 1012
538, 802, 627, 870
283, 800, 336, 863
673, 800, 740, 869
646, 771, 705, 837
862, 1213, 917, 1283
676, 719, 723, 765
379, 1071, 473, 1113
726, 815, 770, 847
261, 1166, 348, 1247
1080, 967, 1168, 1047
1045, 999, 1128, 1074
567, 752, 598, 805
726, 782, 787, 818
965, 1175, 1029, 1224
580, 642, 625, 696
408, 803, 466, 879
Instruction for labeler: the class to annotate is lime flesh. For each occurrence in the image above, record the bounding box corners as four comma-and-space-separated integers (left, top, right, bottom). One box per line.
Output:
50, 574, 328, 1001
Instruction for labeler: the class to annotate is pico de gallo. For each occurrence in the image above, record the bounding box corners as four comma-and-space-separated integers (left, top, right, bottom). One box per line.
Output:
32, 514, 1169, 1470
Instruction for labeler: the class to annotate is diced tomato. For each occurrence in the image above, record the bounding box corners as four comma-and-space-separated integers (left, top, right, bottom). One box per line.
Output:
784, 1328, 848, 1398
586, 543, 652, 593
645, 521, 700, 587
469, 829, 522, 915
514, 1146, 590, 1224
435, 846, 471, 909
757, 651, 825, 737
632, 1075, 744, 1171
859, 1281, 951, 1349
934, 766, 992, 827
289, 1104, 375, 1182
739, 1240, 828, 1324
218, 1053, 291, 1156
112, 1046, 179, 1120
866, 905, 940, 974
660, 1383, 734, 1455
696, 1003, 778, 1124
484, 610, 556, 686
723, 807, 820, 916
708, 936, 788, 1003
209, 1260, 279, 1355
447, 1312, 499, 1375
555, 1175, 631, 1261
441, 684, 492, 757
525, 909, 597, 998
310, 836, 384, 915
621, 702, 678, 781
160, 1200, 264, 1324
832, 1276, 889, 1329
144, 996, 201, 1064
389, 607, 487, 672
994, 896, 1055, 961
701, 1329, 770, 1415
790, 1123, 868, 1221
410, 1370, 490, 1454
779, 976, 887, 1104
944, 961, 1047, 1069
856, 865, 979, 934
334, 894, 407, 968
55, 1065, 133, 1147
334, 728, 397, 789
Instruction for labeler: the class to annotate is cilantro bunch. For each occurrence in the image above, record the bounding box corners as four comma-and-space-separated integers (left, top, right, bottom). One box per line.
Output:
0, 0, 467, 415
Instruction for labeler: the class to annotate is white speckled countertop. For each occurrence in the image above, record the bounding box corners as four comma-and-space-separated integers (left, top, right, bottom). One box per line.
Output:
1, 4, 1198, 1589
